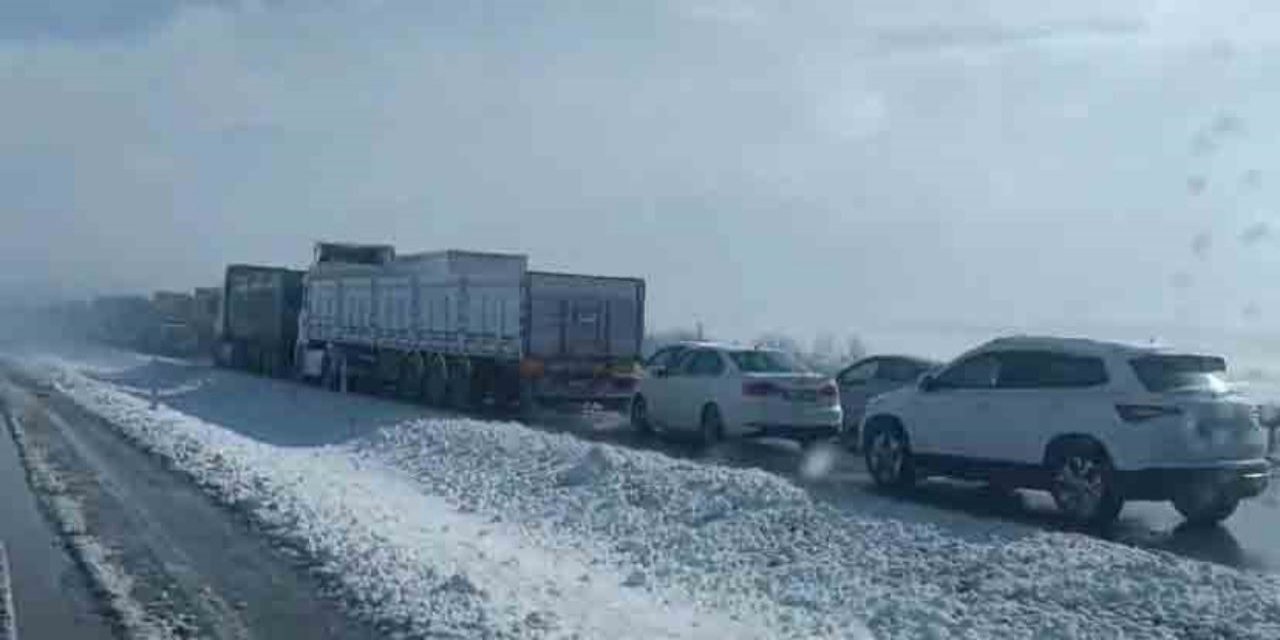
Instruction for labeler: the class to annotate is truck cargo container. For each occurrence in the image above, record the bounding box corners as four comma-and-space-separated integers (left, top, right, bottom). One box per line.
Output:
295, 242, 645, 410
192, 286, 222, 354
90, 295, 160, 350
216, 264, 304, 376
150, 290, 199, 356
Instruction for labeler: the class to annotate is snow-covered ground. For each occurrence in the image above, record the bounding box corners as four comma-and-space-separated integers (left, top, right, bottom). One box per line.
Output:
15, 353, 1280, 639
0, 543, 14, 640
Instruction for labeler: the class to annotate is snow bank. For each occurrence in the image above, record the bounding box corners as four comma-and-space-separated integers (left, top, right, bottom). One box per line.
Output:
0, 543, 14, 640
38, 364, 761, 639
32, 359, 1280, 640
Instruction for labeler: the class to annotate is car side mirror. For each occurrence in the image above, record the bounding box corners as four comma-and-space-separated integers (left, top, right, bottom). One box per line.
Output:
919, 374, 939, 392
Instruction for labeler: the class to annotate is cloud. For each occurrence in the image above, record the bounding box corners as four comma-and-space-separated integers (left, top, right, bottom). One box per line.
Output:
6, 0, 1280, 337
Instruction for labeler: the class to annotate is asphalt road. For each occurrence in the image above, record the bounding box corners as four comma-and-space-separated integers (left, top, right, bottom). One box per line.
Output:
1, 371, 381, 640
49, 356, 1280, 577
0, 402, 112, 640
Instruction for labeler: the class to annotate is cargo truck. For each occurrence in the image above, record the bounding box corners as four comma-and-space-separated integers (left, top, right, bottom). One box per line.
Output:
295, 242, 645, 410
215, 264, 304, 376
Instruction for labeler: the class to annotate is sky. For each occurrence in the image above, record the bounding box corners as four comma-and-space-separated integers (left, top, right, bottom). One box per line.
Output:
3, 0, 1280, 343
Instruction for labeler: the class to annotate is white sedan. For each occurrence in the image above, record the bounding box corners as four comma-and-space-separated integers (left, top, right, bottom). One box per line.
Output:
630, 343, 842, 446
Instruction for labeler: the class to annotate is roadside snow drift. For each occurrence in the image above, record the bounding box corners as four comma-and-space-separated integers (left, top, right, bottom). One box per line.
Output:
27, 359, 1280, 639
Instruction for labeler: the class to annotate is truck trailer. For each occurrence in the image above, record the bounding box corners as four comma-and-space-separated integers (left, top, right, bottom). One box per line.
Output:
295, 242, 645, 410
215, 264, 304, 376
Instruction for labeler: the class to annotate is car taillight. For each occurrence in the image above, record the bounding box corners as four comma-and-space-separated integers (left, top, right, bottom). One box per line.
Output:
743, 381, 782, 397
1116, 404, 1183, 423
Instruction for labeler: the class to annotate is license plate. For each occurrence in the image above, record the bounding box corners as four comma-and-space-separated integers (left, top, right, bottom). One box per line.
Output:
788, 389, 818, 402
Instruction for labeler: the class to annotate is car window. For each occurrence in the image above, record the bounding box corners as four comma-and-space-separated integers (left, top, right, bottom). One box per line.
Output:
935, 354, 999, 389
838, 360, 878, 386
670, 349, 701, 376
686, 350, 726, 376
646, 346, 685, 370
729, 350, 805, 373
1130, 355, 1229, 393
877, 358, 927, 383
995, 351, 1108, 389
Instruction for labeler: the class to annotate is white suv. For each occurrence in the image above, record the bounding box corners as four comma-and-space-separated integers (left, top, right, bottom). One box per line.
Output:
631, 343, 842, 446
860, 336, 1271, 526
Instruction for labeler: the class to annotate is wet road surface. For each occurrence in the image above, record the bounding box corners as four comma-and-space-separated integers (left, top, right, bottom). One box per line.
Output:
0, 402, 113, 640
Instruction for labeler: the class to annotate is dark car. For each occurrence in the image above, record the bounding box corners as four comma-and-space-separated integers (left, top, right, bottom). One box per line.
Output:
835, 355, 938, 450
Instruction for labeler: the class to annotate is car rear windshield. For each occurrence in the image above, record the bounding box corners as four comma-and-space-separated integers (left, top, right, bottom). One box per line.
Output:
1130, 355, 1229, 393
729, 350, 806, 373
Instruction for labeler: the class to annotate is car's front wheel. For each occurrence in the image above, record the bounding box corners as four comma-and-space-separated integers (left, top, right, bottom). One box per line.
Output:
1173, 486, 1241, 526
700, 404, 724, 449
864, 419, 915, 489
1048, 440, 1123, 527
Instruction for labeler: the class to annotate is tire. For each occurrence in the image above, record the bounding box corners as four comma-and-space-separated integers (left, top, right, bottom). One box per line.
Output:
425, 355, 448, 407
864, 419, 916, 489
1047, 440, 1123, 527
699, 404, 724, 449
1173, 486, 1241, 526
517, 380, 537, 415
630, 396, 652, 435
449, 358, 474, 410
320, 354, 338, 391
399, 354, 425, 401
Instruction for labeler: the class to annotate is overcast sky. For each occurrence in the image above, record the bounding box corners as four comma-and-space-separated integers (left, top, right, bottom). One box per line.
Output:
3, 1, 1280, 341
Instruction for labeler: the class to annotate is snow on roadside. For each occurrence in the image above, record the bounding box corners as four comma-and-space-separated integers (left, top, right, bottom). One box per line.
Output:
33, 363, 763, 639
30, 358, 1280, 639
0, 543, 14, 640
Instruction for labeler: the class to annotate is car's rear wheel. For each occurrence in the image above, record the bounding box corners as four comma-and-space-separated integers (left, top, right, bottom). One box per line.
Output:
630, 396, 652, 435
1048, 440, 1123, 527
700, 404, 724, 449
864, 420, 915, 489
1173, 486, 1240, 526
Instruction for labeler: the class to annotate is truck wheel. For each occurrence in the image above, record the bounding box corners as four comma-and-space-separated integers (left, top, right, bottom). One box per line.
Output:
1173, 487, 1241, 526
399, 354, 425, 401
321, 354, 338, 391
518, 380, 537, 416
264, 350, 281, 378
449, 358, 474, 410
1047, 439, 1123, 528
425, 355, 448, 406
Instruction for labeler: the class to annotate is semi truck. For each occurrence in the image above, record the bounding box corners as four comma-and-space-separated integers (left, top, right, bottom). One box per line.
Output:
90, 295, 161, 350
215, 264, 305, 376
294, 242, 645, 410
150, 290, 199, 356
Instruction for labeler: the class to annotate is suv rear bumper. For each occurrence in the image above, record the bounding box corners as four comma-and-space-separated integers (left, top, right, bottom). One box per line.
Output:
1115, 460, 1272, 501
743, 423, 839, 442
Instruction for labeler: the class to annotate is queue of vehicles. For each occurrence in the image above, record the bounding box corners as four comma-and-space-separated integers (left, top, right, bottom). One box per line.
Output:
86, 287, 222, 357
211, 242, 647, 411
73, 243, 1274, 528
629, 336, 1274, 527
